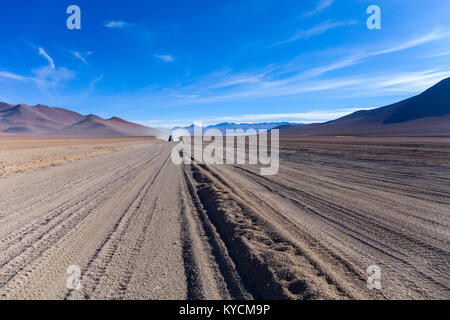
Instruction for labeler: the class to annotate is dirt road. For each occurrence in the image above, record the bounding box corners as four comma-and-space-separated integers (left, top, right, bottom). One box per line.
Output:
0, 139, 448, 299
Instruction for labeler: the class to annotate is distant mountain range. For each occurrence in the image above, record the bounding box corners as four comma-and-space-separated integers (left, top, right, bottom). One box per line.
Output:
173, 122, 303, 135
2, 77, 449, 138
276, 77, 450, 137
0, 102, 164, 138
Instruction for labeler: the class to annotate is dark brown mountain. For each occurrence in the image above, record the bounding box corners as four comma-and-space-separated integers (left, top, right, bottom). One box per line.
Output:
277, 77, 450, 137
0, 103, 162, 137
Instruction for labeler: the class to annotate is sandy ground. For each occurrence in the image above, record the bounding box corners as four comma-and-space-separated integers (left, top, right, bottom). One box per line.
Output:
0, 137, 448, 299
0, 137, 158, 177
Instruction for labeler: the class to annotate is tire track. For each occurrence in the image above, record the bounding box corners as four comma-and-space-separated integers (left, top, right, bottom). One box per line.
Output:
227, 165, 449, 295
187, 163, 355, 300
0, 149, 165, 291
183, 168, 252, 300
0, 144, 171, 299
70, 153, 171, 299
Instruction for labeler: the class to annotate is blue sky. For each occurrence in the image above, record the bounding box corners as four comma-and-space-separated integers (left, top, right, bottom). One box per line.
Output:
1, 0, 450, 128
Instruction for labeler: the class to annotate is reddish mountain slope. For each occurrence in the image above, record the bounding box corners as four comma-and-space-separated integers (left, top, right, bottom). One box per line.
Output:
0, 103, 85, 134
54, 116, 162, 137
0, 103, 162, 137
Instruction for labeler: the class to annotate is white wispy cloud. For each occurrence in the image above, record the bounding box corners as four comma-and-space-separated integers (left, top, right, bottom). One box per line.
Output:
154, 54, 175, 62
31, 66, 75, 87
428, 49, 450, 58
38, 47, 55, 69
34, 47, 75, 86
104, 21, 152, 40
304, 0, 334, 17
0, 45, 75, 92
276, 29, 449, 80
57, 46, 92, 64
137, 68, 450, 128
105, 21, 132, 29
296, 56, 363, 79
89, 74, 104, 91
9, 28, 444, 109
0, 67, 76, 96
272, 20, 357, 46
362, 70, 450, 94
370, 28, 449, 56
0, 71, 26, 81
72, 51, 91, 64
132, 29, 450, 108
1, 44, 74, 87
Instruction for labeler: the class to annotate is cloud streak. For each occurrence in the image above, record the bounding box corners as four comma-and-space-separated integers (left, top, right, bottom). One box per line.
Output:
272, 20, 357, 47
0, 71, 26, 81
370, 28, 449, 56
0, 46, 76, 93
104, 21, 152, 40
126, 30, 450, 110
72, 51, 91, 64
8, 29, 445, 111
304, 0, 334, 17
38, 47, 55, 69
154, 54, 175, 62
105, 21, 132, 29
56, 46, 92, 64
89, 74, 104, 91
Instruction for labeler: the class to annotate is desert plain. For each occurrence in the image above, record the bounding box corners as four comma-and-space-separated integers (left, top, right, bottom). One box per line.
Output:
0, 136, 448, 300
